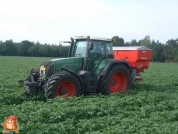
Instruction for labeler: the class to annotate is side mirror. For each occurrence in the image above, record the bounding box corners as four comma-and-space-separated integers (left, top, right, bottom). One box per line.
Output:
88, 42, 93, 50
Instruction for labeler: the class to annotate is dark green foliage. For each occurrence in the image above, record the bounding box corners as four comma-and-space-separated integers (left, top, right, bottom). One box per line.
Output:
112, 36, 125, 46
0, 36, 178, 62
0, 40, 69, 58
0, 57, 178, 133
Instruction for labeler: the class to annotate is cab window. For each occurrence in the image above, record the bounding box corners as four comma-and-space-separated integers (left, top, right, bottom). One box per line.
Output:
106, 43, 114, 58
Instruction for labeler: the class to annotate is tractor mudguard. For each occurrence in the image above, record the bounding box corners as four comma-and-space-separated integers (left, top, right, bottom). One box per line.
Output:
78, 70, 90, 93
60, 68, 84, 92
100, 59, 132, 76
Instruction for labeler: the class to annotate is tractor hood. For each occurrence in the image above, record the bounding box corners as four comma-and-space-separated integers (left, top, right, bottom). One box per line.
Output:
40, 57, 83, 79
50, 57, 83, 72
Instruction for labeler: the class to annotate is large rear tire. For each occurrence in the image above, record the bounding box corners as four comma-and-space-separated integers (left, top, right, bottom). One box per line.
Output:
97, 64, 132, 95
45, 71, 82, 99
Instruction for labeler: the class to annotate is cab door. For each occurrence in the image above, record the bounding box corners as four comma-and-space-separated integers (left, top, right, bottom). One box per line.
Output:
88, 42, 106, 72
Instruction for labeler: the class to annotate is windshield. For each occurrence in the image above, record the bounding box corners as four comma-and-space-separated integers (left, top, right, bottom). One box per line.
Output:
74, 41, 87, 57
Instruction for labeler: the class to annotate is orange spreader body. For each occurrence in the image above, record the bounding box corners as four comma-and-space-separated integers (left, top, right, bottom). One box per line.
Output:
113, 46, 152, 74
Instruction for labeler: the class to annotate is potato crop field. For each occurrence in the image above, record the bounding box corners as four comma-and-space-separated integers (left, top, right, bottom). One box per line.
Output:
0, 56, 178, 134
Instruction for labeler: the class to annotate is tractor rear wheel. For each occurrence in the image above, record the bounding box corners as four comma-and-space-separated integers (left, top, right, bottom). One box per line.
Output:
97, 64, 132, 95
45, 71, 82, 99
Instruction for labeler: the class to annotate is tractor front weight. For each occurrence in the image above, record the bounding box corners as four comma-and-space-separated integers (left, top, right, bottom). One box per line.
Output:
22, 68, 43, 95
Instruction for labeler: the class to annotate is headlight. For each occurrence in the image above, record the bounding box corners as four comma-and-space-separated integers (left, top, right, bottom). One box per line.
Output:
40, 65, 46, 75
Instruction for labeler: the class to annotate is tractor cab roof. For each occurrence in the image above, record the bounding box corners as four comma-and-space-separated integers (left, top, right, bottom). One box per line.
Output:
74, 36, 112, 42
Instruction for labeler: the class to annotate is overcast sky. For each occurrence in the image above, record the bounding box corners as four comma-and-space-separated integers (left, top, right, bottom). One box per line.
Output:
0, 0, 178, 44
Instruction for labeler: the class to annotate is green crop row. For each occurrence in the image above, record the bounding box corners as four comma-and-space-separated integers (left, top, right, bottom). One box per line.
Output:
0, 56, 178, 134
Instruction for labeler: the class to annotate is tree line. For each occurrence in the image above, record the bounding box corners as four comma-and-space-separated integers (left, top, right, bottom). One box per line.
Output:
0, 35, 178, 62
0, 40, 69, 57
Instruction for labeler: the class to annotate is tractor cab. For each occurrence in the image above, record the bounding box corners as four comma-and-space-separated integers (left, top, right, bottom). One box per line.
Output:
73, 36, 113, 57
66, 36, 114, 72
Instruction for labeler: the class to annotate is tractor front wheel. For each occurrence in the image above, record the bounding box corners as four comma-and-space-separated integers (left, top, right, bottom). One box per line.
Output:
45, 71, 82, 99
97, 64, 132, 95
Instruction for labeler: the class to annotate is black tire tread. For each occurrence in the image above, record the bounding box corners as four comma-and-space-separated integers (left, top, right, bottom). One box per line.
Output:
97, 64, 132, 95
45, 71, 82, 99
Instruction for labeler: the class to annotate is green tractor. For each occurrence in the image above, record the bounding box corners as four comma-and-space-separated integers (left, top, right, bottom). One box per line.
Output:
21, 36, 133, 99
